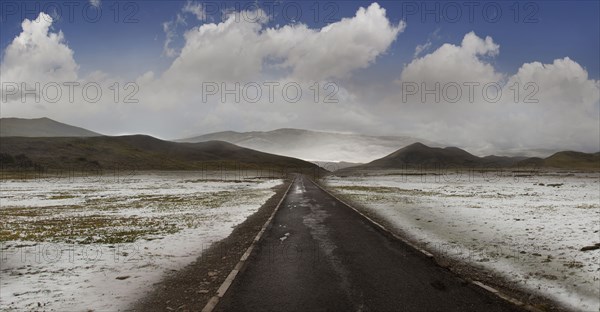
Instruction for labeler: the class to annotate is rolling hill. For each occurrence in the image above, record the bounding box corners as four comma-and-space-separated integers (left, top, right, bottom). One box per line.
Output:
346, 142, 483, 170
178, 128, 438, 163
518, 151, 600, 170
0, 117, 102, 137
339, 143, 598, 172
0, 135, 324, 173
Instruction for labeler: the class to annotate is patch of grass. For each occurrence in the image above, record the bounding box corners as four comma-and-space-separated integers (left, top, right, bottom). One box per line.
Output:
336, 185, 403, 193
335, 185, 440, 197
135, 194, 187, 203
0, 207, 46, 218
48, 194, 77, 200
0, 186, 274, 244
0, 214, 179, 244
563, 261, 585, 269
345, 193, 389, 202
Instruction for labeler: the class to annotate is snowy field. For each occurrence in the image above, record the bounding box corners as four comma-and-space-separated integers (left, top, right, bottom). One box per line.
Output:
326, 170, 600, 311
0, 171, 282, 311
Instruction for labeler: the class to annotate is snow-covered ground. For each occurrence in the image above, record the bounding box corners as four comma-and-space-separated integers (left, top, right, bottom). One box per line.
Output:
0, 172, 282, 311
325, 170, 600, 311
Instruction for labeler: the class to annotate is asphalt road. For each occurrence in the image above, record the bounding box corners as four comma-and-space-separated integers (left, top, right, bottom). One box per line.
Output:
216, 175, 523, 312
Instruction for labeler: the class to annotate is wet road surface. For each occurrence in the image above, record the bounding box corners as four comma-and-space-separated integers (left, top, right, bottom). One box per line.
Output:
216, 175, 522, 312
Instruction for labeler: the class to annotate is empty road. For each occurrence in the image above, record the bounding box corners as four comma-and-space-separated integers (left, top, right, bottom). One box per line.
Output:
216, 175, 522, 311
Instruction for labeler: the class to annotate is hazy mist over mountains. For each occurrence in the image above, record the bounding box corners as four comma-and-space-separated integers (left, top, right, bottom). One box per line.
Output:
2, 118, 438, 163
178, 128, 440, 163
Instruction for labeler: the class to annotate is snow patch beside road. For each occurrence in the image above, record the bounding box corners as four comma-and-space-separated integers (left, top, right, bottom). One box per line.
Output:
0, 172, 282, 311
326, 171, 600, 311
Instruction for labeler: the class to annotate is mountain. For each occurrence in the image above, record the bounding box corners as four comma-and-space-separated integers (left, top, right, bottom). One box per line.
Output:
310, 161, 364, 172
481, 155, 529, 167
0, 135, 324, 173
0, 117, 101, 137
178, 128, 438, 163
340, 143, 599, 172
347, 142, 483, 170
518, 151, 600, 170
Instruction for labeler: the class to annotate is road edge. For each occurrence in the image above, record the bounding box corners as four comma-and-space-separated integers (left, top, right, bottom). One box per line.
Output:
201, 176, 295, 312
308, 177, 543, 312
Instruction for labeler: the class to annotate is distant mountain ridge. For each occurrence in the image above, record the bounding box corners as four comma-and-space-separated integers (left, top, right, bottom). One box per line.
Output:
341, 143, 599, 171
2, 118, 597, 170
178, 128, 439, 163
517, 151, 600, 170
0, 117, 101, 137
0, 135, 324, 173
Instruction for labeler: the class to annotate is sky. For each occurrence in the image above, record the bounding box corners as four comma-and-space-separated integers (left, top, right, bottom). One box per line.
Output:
0, 0, 599, 155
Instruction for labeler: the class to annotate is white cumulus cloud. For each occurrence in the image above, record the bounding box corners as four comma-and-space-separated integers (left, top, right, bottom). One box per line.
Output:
401, 31, 501, 85
383, 32, 599, 155
158, 2, 403, 84
1, 12, 78, 85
